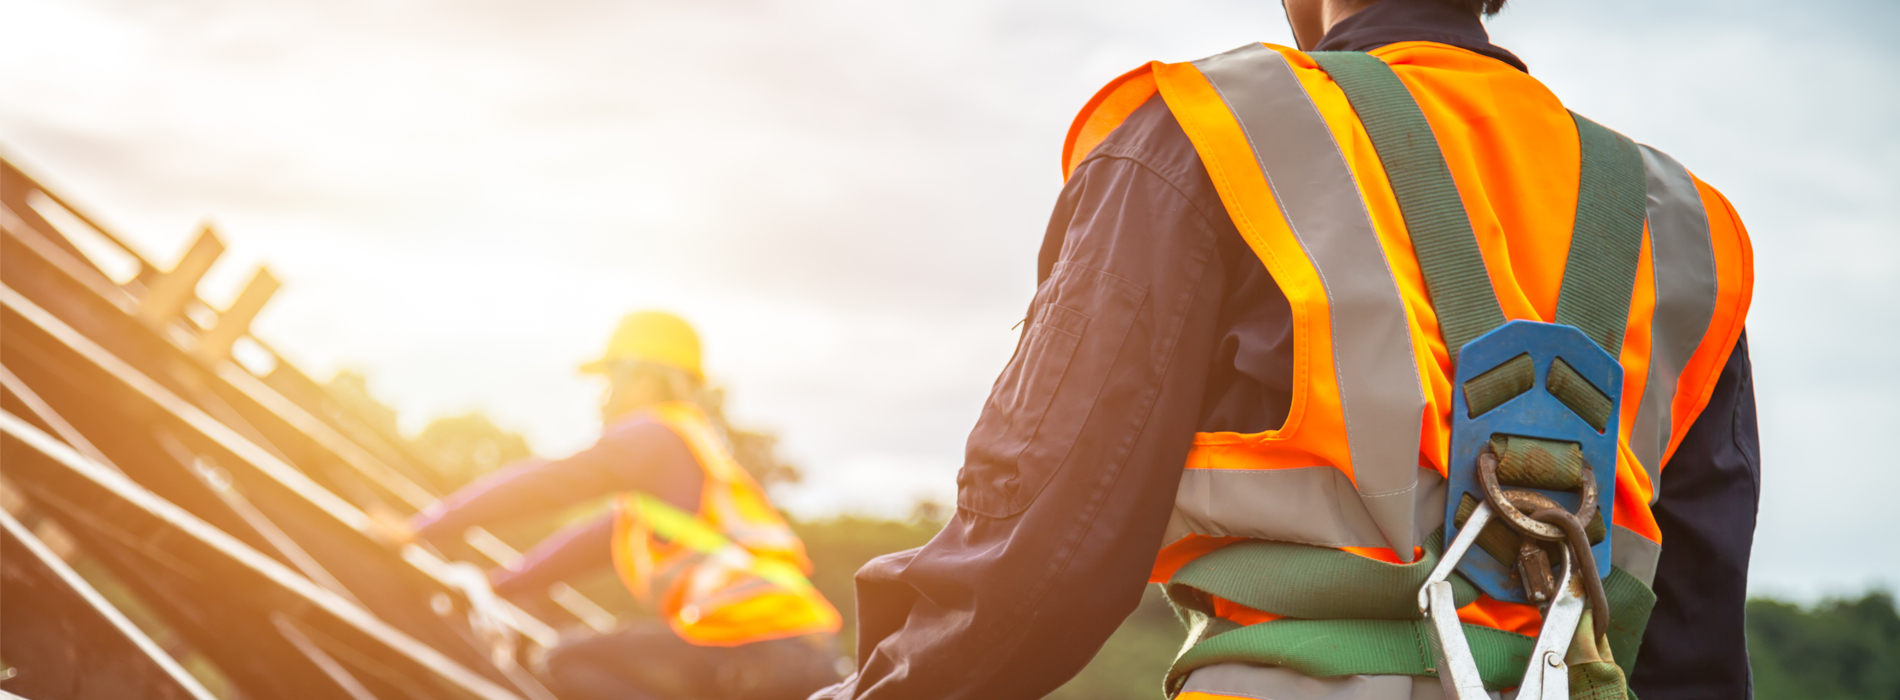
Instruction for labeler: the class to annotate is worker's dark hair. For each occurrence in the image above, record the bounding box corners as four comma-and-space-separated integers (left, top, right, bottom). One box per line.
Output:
1438, 0, 1507, 16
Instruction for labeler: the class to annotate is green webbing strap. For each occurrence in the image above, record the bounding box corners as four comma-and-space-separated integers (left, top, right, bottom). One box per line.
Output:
1310, 51, 1505, 365
1555, 114, 1649, 356
1168, 529, 1478, 621
1169, 618, 1533, 694
1569, 662, 1632, 700
1491, 434, 1585, 491
1165, 565, 1655, 695
1548, 357, 1616, 432
1464, 353, 1536, 417
1599, 565, 1657, 671
1309, 54, 1650, 364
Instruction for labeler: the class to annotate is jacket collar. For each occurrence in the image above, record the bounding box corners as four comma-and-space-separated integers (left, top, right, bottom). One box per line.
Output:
1314, 0, 1527, 73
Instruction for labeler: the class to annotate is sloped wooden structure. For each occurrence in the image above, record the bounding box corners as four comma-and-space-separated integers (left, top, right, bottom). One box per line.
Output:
0, 155, 602, 699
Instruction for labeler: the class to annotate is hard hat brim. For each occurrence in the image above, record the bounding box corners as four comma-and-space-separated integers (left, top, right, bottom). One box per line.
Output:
579, 357, 703, 379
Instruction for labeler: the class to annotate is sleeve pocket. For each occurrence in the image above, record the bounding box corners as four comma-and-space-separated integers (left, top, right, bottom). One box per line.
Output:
957, 263, 1145, 518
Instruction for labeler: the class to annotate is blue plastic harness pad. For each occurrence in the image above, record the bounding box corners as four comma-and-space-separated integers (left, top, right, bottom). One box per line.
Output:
1445, 320, 1619, 604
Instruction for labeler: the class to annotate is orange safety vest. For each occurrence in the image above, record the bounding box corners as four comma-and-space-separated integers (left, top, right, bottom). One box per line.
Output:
1064, 42, 1751, 695
609, 402, 841, 646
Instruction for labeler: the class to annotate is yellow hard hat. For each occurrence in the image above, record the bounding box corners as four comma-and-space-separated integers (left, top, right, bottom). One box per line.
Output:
580, 311, 702, 378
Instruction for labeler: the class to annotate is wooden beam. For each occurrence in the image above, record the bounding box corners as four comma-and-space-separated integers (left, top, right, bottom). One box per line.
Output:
136, 225, 223, 329
195, 267, 279, 364
0, 282, 560, 670
0, 507, 219, 700
0, 411, 527, 700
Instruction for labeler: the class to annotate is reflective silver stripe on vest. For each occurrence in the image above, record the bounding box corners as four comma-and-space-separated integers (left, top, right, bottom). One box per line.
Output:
1631, 144, 1718, 503
1189, 44, 1427, 559
1181, 663, 1492, 700
1165, 467, 1445, 550
1611, 524, 1662, 587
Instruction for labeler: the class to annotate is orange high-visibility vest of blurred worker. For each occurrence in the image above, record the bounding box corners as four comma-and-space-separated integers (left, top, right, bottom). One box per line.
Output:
1064, 41, 1751, 694
585, 312, 841, 646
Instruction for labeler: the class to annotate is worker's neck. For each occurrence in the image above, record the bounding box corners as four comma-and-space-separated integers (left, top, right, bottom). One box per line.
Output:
602, 397, 664, 425
1323, 0, 1380, 37
1289, 0, 1381, 50
1305, 0, 1522, 72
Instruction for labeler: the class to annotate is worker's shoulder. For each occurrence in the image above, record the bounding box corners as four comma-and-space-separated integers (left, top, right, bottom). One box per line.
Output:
1074, 96, 1219, 208
1638, 141, 1752, 241
599, 413, 692, 452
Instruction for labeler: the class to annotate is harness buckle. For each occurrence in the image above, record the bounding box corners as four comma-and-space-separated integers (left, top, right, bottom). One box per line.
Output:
1443, 321, 1620, 604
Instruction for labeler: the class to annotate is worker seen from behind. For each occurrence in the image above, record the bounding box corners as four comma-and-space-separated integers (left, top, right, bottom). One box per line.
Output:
816, 0, 1756, 698
405, 311, 845, 700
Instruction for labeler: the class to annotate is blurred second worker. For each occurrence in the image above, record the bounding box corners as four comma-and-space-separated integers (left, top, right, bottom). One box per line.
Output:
407, 311, 844, 700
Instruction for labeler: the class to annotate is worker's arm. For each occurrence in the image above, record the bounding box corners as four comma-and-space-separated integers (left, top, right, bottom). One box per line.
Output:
817, 98, 1233, 700
1630, 332, 1759, 699
410, 419, 703, 545
488, 513, 615, 599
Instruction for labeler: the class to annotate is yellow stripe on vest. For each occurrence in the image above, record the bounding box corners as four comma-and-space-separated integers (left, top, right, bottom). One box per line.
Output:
630, 492, 814, 593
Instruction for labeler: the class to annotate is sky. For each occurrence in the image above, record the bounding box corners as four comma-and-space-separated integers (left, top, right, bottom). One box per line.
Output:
1, 0, 1894, 601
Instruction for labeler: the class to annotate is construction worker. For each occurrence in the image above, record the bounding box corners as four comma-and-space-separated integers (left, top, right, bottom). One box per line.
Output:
404, 311, 845, 700
815, 0, 1755, 699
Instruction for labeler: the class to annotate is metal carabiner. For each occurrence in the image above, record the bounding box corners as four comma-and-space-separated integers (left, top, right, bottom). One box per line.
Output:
1420, 500, 1590, 700
1420, 500, 1495, 700
1517, 542, 1586, 700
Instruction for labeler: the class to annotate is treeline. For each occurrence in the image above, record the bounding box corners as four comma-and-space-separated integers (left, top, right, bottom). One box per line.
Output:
1748, 591, 1900, 699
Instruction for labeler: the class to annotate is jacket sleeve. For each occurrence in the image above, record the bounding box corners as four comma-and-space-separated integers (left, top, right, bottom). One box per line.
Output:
1629, 332, 1760, 699
409, 419, 701, 543
814, 114, 1236, 699
490, 512, 616, 599
409, 454, 622, 544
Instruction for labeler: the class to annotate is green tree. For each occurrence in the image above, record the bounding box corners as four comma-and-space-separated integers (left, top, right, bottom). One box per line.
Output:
1748, 590, 1900, 700
323, 369, 401, 437
412, 412, 533, 490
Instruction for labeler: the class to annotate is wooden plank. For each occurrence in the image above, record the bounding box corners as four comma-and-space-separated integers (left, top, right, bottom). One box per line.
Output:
195, 267, 279, 364
0, 508, 218, 700
0, 156, 158, 273
0, 411, 527, 700
135, 227, 223, 329
0, 282, 558, 672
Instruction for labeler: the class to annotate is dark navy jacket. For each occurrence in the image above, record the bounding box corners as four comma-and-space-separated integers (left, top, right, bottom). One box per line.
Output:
820, 1, 1761, 698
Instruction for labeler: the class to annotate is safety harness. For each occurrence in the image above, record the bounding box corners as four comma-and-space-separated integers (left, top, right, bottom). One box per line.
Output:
1164, 52, 1654, 699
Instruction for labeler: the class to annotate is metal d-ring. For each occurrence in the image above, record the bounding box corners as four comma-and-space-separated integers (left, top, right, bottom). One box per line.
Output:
1477, 448, 1564, 540
1476, 446, 1601, 541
